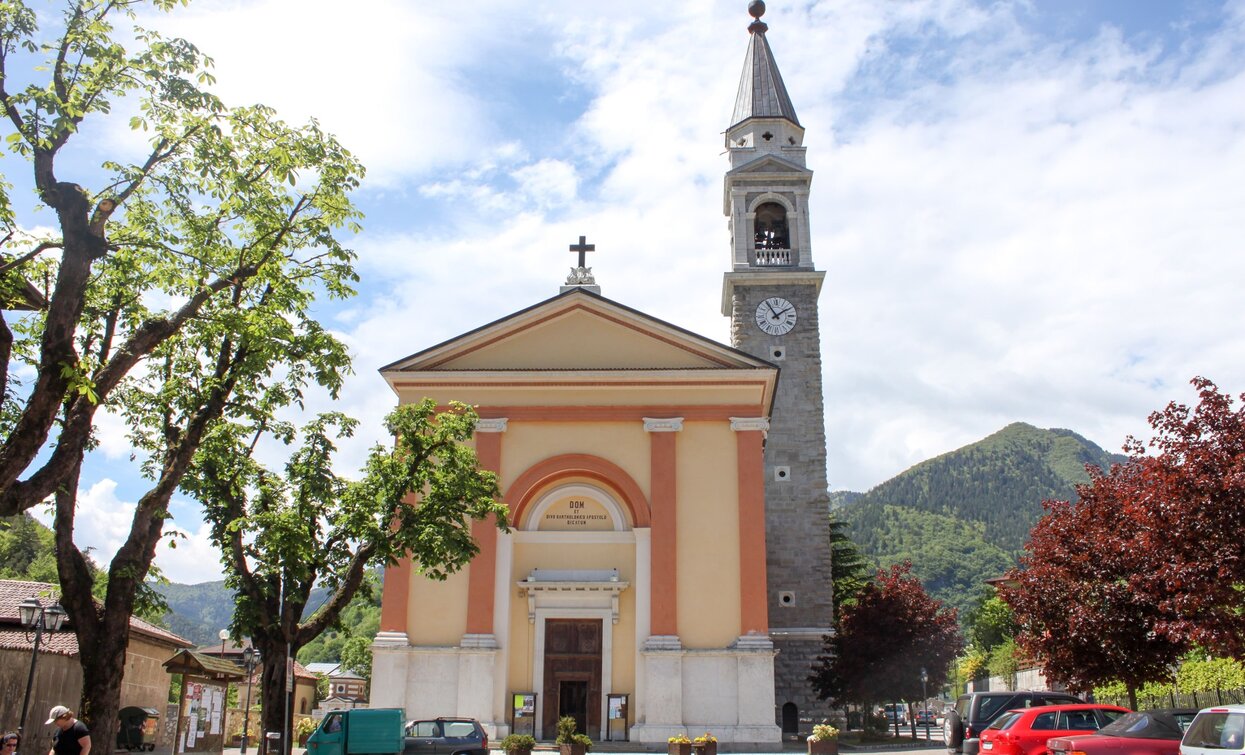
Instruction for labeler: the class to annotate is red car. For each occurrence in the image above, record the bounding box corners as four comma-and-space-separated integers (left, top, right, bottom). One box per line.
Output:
979, 704, 1130, 755
1047, 709, 1195, 755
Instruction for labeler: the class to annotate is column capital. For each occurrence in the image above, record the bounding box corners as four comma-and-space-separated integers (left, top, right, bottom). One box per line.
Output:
643, 417, 684, 433
475, 418, 509, 433
730, 417, 770, 432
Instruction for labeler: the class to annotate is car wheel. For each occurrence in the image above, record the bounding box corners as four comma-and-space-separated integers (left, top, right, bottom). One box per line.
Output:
944, 710, 964, 752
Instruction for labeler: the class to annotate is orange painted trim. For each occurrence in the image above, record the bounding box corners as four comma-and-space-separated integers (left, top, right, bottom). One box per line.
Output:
650, 432, 678, 636
465, 432, 502, 634
736, 429, 769, 634
507, 454, 651, 529
379, 556, 412, 634
426, 405, 766, 422
420, 303, 738, 369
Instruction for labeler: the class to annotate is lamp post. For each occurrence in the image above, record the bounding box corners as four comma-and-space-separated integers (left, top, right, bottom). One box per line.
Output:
920, 667, 930, 739
219, 628, 229, 657
17, 598, 68, 738
241, 647, 260, 755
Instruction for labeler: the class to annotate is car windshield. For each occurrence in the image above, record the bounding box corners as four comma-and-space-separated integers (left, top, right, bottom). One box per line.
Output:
1184, 712, 1245, 749
988, 712, 1022, 731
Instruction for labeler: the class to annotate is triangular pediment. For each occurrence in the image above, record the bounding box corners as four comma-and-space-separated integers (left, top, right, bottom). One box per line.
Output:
727, 153, 810, 176
381, 289, 772, 373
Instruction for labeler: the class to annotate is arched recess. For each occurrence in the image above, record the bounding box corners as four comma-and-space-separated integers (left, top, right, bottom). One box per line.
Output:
507, 453, 651, 529
782, 702, 799, 735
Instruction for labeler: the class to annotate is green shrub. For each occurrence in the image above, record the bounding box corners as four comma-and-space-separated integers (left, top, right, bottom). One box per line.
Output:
500, 734, 537, 752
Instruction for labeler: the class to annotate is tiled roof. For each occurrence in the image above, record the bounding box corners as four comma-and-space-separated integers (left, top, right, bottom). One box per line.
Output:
0, 579, 193, 654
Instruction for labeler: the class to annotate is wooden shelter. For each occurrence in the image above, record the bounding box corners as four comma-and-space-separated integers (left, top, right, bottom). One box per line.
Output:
163, 650, 246, 754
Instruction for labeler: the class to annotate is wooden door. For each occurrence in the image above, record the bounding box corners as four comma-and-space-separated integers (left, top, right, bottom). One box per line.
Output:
542, 619, 603, 738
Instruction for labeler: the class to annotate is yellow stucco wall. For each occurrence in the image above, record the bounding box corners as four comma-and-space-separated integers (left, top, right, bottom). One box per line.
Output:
674, 421, 742, 647
443, 310, 724, 371
407, 566, 471, 646
503, 422, 650, 507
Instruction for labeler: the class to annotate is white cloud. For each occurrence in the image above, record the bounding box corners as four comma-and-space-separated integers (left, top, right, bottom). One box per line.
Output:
30, 480, 222, 584
36, 1, 1245, 583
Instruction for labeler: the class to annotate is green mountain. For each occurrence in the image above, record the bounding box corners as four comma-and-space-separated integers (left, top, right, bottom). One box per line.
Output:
839, 422, 1125, 619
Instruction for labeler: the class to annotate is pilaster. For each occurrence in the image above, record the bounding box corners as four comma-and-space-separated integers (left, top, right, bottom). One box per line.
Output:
644, 417, 682, 637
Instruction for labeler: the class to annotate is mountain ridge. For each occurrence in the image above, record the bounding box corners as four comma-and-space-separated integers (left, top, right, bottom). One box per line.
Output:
837, 421, 1125, 618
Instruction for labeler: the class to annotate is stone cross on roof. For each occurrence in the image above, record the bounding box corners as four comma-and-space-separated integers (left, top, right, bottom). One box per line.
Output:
562, 234, 600, 294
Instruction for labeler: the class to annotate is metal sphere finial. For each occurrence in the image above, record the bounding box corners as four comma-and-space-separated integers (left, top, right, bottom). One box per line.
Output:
748, 0, 766, 20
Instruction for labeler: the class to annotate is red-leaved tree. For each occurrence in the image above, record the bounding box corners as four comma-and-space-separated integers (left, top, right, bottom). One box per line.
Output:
1000, 459, 1187, 709
811, 563, 961, 728
1124, 377, 1245, 654
1003, 377, 1245, 708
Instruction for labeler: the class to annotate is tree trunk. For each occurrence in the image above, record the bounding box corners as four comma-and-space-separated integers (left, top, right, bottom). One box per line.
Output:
54, 458, 132, 755
256, 637, 296, 755
1127, 683, 1138, 713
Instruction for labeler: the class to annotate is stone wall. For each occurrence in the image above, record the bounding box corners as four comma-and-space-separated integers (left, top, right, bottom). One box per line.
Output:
729, 278, 834, 731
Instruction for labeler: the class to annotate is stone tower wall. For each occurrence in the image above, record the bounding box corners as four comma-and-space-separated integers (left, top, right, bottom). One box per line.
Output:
729, 280, 834, 730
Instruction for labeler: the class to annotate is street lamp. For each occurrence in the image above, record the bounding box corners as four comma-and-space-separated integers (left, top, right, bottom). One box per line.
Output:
920, 667, 930, 738
241, 647, 260, 755
219, 628, 229, 657
17, 598, 68, 738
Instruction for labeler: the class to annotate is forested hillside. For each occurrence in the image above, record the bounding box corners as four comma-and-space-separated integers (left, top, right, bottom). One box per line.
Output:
840, 422, 1124, 619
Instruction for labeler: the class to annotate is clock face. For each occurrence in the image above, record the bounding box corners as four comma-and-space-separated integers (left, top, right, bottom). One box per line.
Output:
755, 296, 797, 335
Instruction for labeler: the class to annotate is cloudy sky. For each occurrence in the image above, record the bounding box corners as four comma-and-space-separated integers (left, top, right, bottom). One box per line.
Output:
23, 0, 1245, 583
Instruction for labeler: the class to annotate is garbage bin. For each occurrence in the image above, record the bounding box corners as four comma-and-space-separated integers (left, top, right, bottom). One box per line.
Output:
117, 707, 161, 751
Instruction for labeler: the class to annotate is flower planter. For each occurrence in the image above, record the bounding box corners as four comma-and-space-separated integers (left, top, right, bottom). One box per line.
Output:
808, 739, 838, 755
560, 745, 587, 755
506, 749, 533, 755
693, 742, 718, 755
669, 743, 693, 755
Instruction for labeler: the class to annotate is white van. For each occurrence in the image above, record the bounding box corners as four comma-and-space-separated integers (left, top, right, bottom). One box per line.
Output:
884, 704, 908, 726
1181, 705, 1245, 755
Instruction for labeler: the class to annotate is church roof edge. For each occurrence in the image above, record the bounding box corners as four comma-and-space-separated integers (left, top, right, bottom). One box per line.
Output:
378, 287, 779, 376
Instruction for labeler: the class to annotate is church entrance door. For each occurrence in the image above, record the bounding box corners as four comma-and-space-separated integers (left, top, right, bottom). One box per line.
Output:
542, 619, 602, 738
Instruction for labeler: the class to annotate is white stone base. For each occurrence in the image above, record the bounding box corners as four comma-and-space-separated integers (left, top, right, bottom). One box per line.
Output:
368, 641, 505, 737
633, 636, 781, 749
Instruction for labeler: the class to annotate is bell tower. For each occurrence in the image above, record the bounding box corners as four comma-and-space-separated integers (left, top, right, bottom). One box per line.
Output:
721, 0, 833, 732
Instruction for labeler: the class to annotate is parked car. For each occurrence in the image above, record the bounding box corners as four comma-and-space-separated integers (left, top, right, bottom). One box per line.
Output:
404, 718, 489, 755
1180, 705, 1245, 755
916, 710, 937, 726
978, 704, 1129, 755
1048, 709, 1195, 755
945, 691, 1087, 755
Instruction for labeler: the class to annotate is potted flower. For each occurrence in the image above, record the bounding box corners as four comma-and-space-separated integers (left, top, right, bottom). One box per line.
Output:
295, 717, 320, 747
693, 732, 718, 755
807, 723, 839, 755
500, 733, 537, 755
668, 733, 692, 755
556, 716, 591, 755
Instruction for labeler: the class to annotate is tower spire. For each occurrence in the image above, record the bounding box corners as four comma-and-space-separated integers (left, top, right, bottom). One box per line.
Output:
730, 1, 800, 130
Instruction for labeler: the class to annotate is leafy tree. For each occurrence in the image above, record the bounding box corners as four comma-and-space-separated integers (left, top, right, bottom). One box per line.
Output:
1000, 461, 1188, 710
185, 399, 507, 751
0, 0, 361, 747
828, 514, 869, 616
965, 594, 1017, 653
1120, 378, 1245, 655
811, 563, 961, 728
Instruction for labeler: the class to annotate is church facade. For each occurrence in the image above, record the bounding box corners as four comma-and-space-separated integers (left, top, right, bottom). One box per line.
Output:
372, 4, 831, 747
